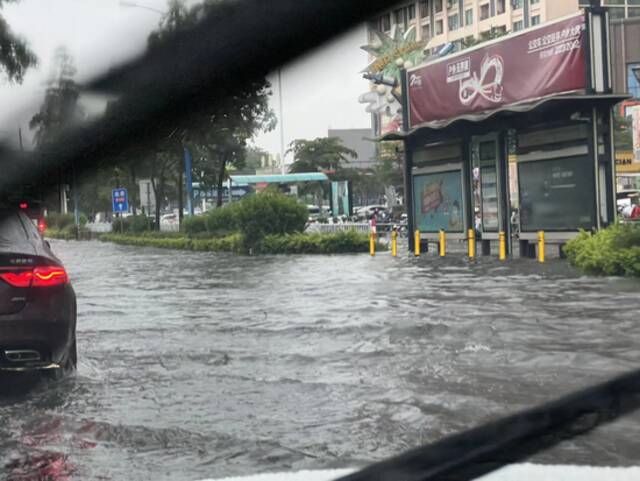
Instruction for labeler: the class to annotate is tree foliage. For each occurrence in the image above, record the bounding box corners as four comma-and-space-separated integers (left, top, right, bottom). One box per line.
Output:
0, 1, 37, 83
146, 0, 275, 212
29, 47, 82, 148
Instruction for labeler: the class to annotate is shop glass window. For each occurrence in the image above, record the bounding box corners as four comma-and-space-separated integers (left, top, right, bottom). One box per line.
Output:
531, 15, 540, 26
608, 6, 626, 19
408, 5, 416, 21
448, 13, 459, 30
480, 3, 490, 20
628, 63, 640, 98
394, 9, 403, 25
382, 13, 391, 31
420, 1, 429, 18
422, 23, 431, 40
465, 9, 473, 25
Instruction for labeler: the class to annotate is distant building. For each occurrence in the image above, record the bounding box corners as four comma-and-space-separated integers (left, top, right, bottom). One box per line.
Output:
369, 1, 584, 54
327, 128, 377, 169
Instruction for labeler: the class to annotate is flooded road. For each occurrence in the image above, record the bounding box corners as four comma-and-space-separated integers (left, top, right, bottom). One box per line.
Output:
1, 239, 640, 481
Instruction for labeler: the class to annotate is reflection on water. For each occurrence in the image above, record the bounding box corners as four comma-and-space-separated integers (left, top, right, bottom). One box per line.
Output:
1, 240, 639, 480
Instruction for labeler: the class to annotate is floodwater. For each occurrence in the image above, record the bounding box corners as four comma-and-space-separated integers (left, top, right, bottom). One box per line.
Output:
1, 240, 640, 481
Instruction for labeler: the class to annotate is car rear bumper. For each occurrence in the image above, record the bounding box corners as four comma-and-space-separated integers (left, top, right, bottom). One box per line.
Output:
0, 319, 74, 369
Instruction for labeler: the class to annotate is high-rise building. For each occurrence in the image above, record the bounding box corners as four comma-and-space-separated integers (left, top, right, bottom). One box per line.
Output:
369, 1, 583, 54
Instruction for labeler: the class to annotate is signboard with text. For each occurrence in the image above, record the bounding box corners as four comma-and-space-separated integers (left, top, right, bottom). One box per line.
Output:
407, 13, 587, 127
112, 188, 129, 214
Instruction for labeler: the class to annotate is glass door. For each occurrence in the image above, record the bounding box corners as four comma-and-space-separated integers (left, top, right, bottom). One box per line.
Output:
471, 135, 501, 235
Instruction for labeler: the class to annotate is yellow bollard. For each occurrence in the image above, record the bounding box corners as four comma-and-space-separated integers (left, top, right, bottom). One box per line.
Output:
439, 230, 446, 257
391, 230, 398, 257
414, 230, 421, 257
537, 230, 545, 263
468, 228, 476, 259
499, 231, 507, 261
369, 232, 376, 257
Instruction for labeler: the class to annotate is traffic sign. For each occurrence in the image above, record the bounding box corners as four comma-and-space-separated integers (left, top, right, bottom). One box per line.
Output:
112, 188, 129, 213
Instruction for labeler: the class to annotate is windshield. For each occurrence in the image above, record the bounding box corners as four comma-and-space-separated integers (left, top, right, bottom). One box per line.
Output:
0, 2, 640, 481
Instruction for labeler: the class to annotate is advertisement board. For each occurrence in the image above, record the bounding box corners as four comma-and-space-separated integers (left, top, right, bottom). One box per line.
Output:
518, 156, 595, 231
412, 170, 464, 233
407, 14, 587, 127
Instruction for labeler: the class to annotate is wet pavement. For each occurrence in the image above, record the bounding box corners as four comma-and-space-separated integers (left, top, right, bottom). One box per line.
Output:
1, 239, 639, 481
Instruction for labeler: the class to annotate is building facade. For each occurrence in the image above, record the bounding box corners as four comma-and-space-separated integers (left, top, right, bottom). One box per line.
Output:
369, 0, 583, 54
327, 128, 377, 169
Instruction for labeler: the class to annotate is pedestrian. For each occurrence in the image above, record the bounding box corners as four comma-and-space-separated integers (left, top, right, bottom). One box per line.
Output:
630, 196, 640, 220
369, 213, 377, 235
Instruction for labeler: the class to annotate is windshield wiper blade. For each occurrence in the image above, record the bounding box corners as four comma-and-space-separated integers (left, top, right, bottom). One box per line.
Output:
336, 368, 640, 481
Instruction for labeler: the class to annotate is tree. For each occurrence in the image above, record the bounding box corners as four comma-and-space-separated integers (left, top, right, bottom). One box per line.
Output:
0, 1, 37, 83
288, 137, 357, 206
147, 0, 275, 211
29, 47, 83, 148
186, 78, 275, 207
288, 137, 357, 173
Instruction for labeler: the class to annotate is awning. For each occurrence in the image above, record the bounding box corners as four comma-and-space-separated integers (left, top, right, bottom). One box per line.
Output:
379, 93, 630, 141
230, 173, 329, 186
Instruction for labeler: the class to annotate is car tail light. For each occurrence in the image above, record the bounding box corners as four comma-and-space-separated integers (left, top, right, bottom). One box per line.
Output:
0, 266, 68, 288
32, 266, 68, 287
0, 271, 33, 288
38, 218, 46, 234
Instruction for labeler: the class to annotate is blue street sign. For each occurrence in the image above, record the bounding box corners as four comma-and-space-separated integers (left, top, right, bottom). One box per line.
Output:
112, 188, 129, 213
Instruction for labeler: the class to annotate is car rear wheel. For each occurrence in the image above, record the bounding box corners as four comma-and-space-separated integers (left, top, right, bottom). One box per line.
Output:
45, 337, 77, 381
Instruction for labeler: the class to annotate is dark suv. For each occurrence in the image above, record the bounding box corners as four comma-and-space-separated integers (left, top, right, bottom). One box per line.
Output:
0, 205, 76, 376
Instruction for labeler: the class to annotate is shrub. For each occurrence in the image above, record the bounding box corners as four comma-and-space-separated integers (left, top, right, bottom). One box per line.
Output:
204, 204, 240, 236
46, 212, 75, 230
258, 230, 375, 254
112, 215, 155, 233
129, 215, 155, 233
79, 214, 88, 227
564, 224, 640, 277
182, 216, 207, 236
234, 190, 307, 249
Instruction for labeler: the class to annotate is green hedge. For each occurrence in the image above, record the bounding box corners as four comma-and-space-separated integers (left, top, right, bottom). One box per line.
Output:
258, 230, 378, 254
182, 190, 307, 243
113, 215, 156, 233
100, 233, 243, 253
99, 231, 379, 255
45, 226, 78, 240
46, 213, 75, 230
564, 224, 640, 277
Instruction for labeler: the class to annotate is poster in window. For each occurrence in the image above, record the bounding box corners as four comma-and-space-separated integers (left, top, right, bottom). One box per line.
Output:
518, 156, 595, 231
413, 170, 464, 232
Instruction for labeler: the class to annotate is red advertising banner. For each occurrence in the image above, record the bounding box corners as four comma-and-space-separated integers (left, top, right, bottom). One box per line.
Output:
407, 14, 587, 128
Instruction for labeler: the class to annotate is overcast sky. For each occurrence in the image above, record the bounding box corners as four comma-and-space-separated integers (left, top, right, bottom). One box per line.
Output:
0, 0, 371, 158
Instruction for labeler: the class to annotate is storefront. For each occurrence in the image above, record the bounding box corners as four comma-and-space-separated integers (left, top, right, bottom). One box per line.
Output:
384, 6, 627, 256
